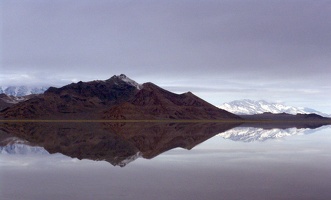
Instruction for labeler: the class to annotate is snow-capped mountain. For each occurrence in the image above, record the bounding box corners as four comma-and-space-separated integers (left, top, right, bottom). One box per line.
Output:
0, 137, 49, 155
0, 86, 49, 97
218, 99, 330, 117
218, 126, 320, 142
109, 74, 143, 90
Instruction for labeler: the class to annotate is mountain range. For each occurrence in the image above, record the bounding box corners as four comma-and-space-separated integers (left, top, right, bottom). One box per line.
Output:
219, 99, 330, 117
1, 75, 330, 121
0, 86, 48, 97
0, 74, 239, 120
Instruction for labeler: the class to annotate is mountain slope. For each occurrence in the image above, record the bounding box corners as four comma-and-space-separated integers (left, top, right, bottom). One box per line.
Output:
0, 93, 39, 111
104, 82, 240, 120
219, 99, 330, 117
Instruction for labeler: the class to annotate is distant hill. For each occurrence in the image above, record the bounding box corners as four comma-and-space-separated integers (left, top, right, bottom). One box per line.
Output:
219, 99, 330, 117
0, 74, 240, 120
240, 112, 329, 121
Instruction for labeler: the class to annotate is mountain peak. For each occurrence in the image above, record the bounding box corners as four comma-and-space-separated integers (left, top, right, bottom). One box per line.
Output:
107, 74, 142, 90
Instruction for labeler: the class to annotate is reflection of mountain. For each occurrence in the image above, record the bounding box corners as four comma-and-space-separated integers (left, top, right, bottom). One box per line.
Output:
2, 121, 330, 165
0, 122, 240, 167
218, 127, 310, 142
0, 132, 49, 155
219, 124, 331, 142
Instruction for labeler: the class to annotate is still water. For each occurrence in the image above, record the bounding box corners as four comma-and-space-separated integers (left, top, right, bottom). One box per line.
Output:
1, 122, 331, 200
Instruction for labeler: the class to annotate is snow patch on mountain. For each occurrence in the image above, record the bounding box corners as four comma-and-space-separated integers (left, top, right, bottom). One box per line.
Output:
218, 99, 330, 117
0, 86, 48, 97
109, 74, 143, 90
118, 74, 143, 89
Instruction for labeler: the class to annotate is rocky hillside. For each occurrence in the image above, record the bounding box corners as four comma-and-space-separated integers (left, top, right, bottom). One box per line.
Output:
0, 93, 38, 111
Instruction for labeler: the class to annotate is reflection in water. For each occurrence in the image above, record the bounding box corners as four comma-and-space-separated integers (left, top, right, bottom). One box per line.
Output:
0, 122, 240, 166
0, 121, 329, 165
1, 122, 331, 200
0, 137, 49, 155
218, 127, 321, 142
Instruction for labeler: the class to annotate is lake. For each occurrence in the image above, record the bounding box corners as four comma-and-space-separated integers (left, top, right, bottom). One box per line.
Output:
1, 122, 331, 200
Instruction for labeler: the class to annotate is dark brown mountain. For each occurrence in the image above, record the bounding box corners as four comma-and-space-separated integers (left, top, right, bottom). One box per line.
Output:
0, 75, 140, 119
0, 74, 241, 120
0, 94, 13, 111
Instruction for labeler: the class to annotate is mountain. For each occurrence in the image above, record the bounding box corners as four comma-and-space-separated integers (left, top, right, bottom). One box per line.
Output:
0, 86, 48, 97
0, 74, 240, 120
219, 99, 330, 117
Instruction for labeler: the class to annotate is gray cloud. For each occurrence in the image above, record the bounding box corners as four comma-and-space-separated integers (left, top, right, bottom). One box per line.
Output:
1, 0, 330, 112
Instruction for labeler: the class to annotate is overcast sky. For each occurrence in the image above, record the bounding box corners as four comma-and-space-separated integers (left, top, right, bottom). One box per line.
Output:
1, 0, 331, 113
